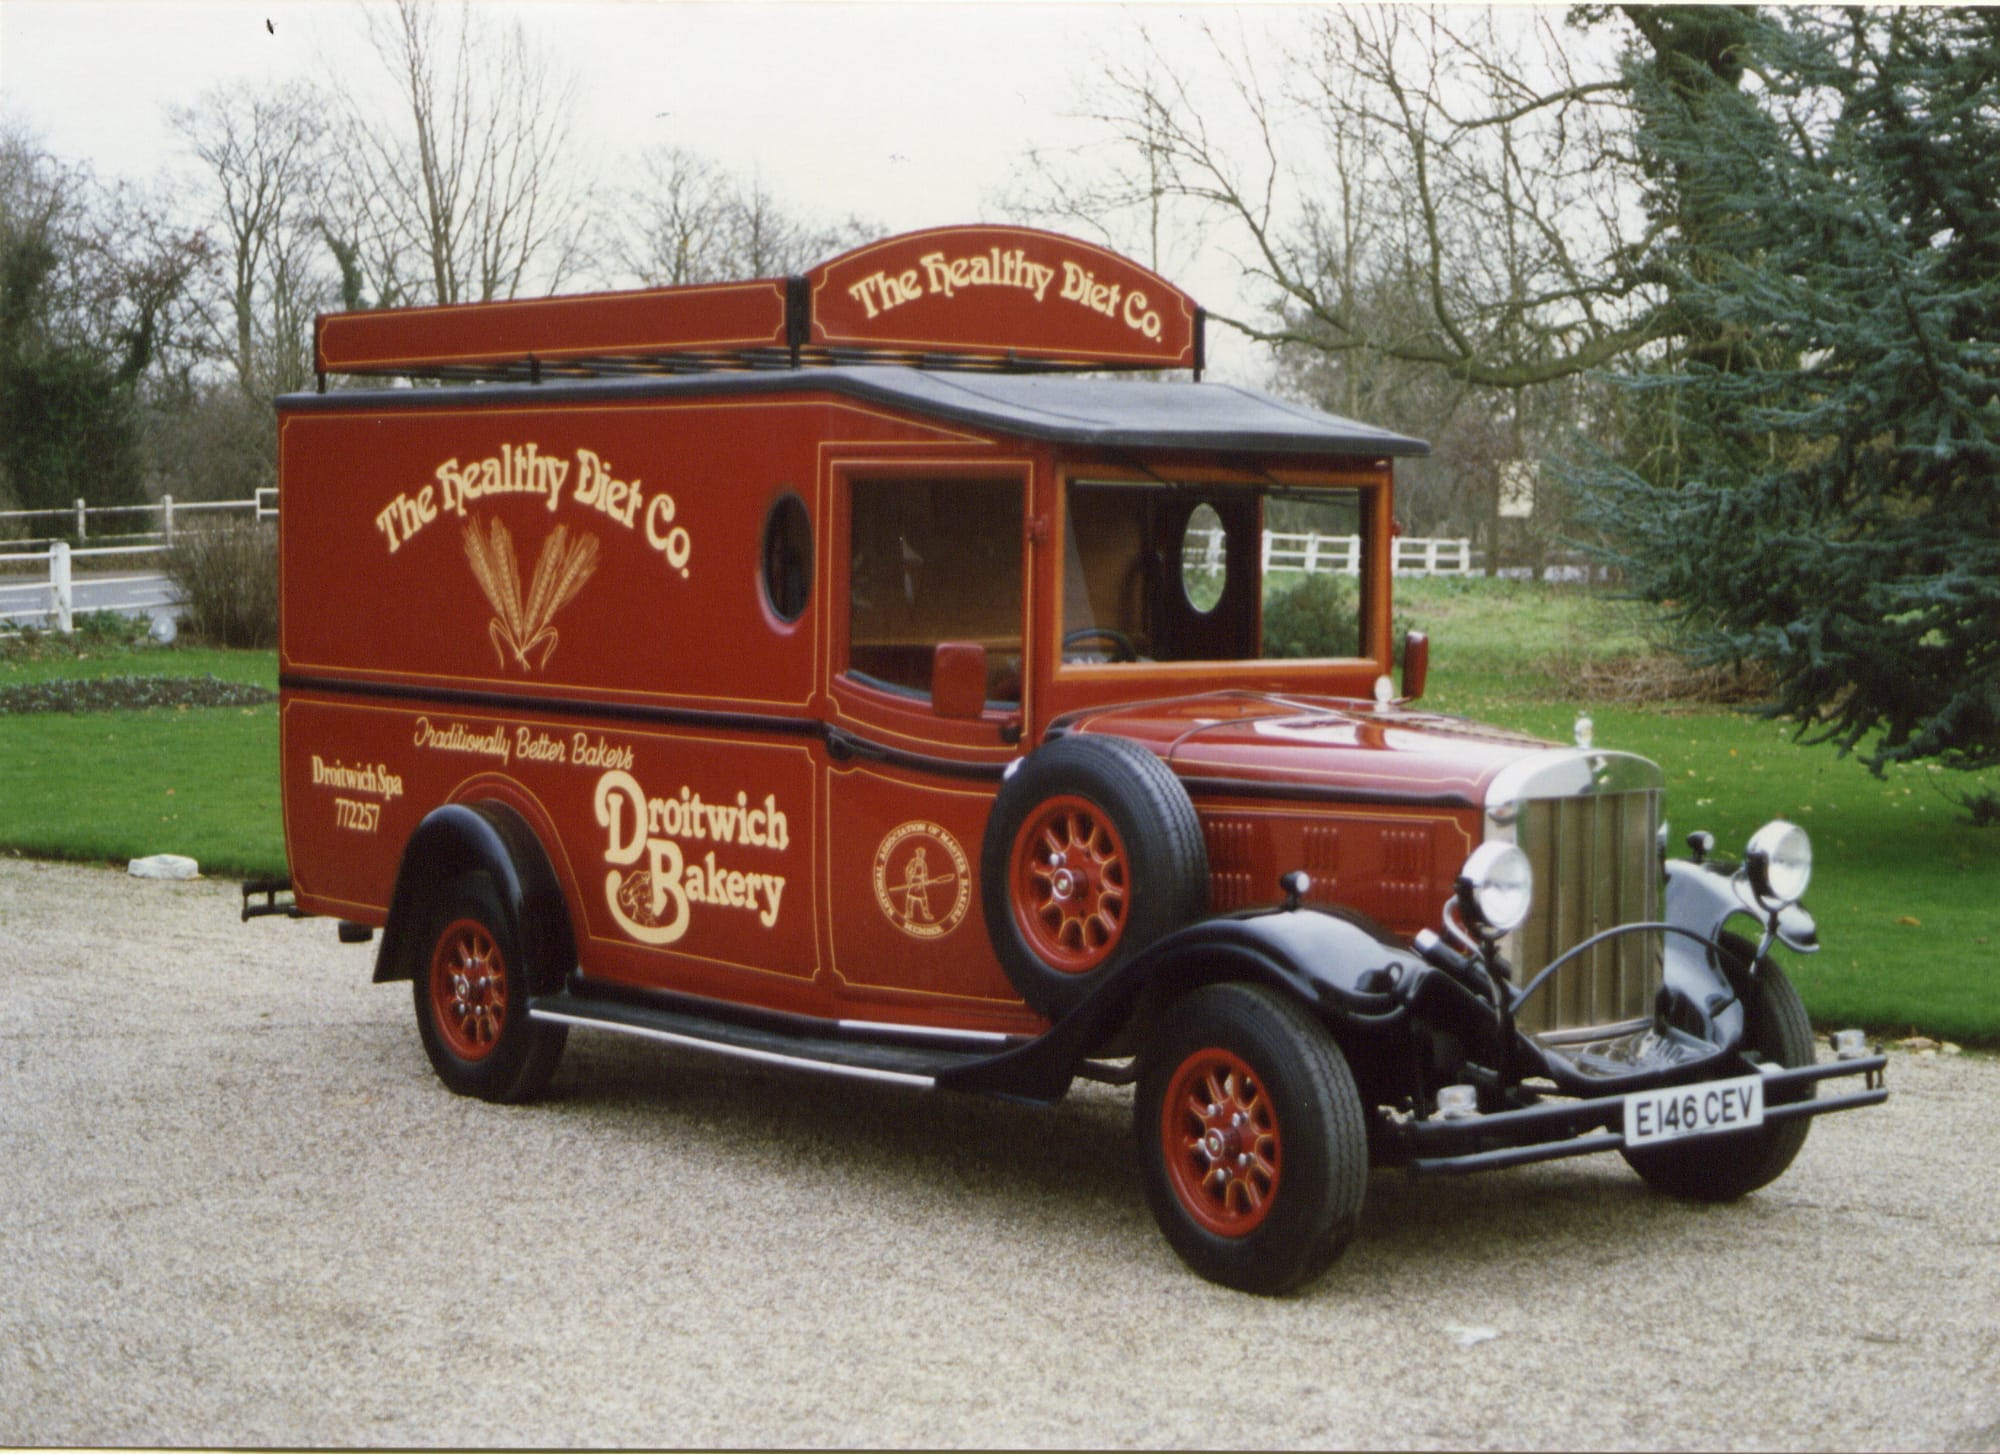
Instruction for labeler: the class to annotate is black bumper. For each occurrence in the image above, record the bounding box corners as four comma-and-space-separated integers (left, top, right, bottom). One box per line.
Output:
1393, 1054, 1888, 1175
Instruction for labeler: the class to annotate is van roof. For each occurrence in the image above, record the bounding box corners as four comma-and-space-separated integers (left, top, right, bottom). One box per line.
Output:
277, 365, 1430, 459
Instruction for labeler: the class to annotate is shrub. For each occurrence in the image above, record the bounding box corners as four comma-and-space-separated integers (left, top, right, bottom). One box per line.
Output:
165, 520, 277, 648
0, 673, 274, 714
72, 609, 148, 647
1264, 572, 1361, 659
1942, 785, 2000, 830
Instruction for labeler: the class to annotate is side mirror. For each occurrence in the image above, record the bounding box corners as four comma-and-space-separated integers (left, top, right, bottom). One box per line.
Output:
932, 641, 988, 720
1401, 630, 1429, 702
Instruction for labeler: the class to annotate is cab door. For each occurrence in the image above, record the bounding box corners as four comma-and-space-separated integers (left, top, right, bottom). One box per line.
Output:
818, 460, 1042, 1032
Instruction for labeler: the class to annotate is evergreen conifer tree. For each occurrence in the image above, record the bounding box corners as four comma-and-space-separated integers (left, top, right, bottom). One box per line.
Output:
1578, 7, 2000, 773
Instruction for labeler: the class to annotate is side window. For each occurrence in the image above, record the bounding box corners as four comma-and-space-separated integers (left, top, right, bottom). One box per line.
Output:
1262, 489, 1366, 659
847, 476, 1023, 703
761, 492, 812, 623
1180, 502, 1227, 613
1063, 482, 1258, 664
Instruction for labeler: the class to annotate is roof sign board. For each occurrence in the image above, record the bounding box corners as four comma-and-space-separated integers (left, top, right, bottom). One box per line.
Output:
804, 225, 1200, 369
315, 280, 790, 379
313, 226, 1204, 382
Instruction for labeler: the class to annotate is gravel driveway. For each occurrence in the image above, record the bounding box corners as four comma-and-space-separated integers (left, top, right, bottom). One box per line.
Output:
2, 856, 1995, 1450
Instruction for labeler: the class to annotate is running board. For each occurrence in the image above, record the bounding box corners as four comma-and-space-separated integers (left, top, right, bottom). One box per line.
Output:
527, 993, 1013, 1091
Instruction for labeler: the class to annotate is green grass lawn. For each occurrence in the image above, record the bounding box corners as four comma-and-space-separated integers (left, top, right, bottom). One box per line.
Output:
1388, 578, 1999, 1044
4, 589, 1995, 1042
0, 700, 284, 878
0, 636, 284, 878
0, 639, 276, 689
1456, 703, 1999, 1046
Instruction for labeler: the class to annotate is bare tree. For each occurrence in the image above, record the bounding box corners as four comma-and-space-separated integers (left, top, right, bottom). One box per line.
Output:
333, 0, 595, 305
613, 144, 876, 286
170, 86, 334, 398
613, 147, 736, 287
1019, 8, 1658, 391
719, 175, 873, 278
1, 122, 206, 509
0, 122, 123, 354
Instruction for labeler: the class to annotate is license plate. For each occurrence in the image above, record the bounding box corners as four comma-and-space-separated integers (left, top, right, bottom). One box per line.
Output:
1623, 1075, 1765, 1147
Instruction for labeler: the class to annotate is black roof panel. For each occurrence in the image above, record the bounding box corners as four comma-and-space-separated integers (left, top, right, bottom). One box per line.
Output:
278, 366, 1430, 458
848, 370, 1430, 456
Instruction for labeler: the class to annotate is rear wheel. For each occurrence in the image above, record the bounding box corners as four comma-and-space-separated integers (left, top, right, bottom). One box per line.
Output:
413, 871, 566, 1103
1135, 982, 1367, 1294
1622, 948, 1814, 1201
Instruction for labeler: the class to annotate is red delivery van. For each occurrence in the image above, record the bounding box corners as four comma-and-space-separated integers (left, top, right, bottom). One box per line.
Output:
251, 225, 1885, 1292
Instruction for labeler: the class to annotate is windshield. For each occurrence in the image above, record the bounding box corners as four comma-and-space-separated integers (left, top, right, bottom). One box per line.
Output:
1059, 479, 1371, 667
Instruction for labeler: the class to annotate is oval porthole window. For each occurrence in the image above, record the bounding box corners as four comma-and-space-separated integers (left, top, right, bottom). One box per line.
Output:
1181, 502, 1226, 613
762, 492, 812, 623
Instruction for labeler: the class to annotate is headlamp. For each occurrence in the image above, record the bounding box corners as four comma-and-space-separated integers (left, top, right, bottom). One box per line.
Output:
1745, 820, 1812, 906
1456, 842, 1534, 937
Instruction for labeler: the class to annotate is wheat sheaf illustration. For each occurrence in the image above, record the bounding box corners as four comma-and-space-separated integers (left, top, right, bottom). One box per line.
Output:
461, 517, 601, 671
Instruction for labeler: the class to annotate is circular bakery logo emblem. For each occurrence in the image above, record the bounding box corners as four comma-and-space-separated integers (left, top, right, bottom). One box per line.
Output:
873, 821, 971, 939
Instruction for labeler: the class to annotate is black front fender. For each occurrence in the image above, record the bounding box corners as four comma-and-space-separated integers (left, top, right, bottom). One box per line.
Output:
940, 907, 1421, 1102
1665, 858, 1817, 953
1646, 859, 1814, 1052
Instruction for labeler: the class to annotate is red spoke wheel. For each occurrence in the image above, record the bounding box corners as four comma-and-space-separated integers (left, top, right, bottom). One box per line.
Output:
1160, 1047, 1282, 1236
1136, 982, 1367, 1295
981, 735, 1207, 1020
412, 870, 567, 1103
427, 918, 509, 1062
1010, 795, 1131, 974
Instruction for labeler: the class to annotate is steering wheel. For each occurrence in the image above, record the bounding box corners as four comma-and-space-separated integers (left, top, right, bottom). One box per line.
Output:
1062, 626, 1139, 663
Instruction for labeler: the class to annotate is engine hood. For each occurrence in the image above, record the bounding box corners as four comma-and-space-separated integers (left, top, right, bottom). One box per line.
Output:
1052, 691, 1652, 810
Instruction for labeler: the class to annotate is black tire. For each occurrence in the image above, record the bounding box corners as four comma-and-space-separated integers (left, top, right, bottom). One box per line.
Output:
412, 871, 567, 1103
981, 733, 1207, 1019
1622, 944, 1815, 1201
1134, 982, 1368, 1295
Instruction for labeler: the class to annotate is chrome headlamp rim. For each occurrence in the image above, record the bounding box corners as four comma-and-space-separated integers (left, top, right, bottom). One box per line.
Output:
1745, 819, 1812, 906
1456, 840, 1534, 937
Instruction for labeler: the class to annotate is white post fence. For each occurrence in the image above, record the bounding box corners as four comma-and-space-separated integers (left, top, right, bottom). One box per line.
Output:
48, 541, 71, 634
0, 491, 278, 635
0, 492, 272, 553
1188, 529, 1475, 579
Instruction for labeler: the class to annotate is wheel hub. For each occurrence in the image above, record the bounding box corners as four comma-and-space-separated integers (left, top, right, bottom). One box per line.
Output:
429, 919, 508, 1062
1162, 1051, 1280, 1237
1011, 797, 1130, 974
1051, 867, 1077, 900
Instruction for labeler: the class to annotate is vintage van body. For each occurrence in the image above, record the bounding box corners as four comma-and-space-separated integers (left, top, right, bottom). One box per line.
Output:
260, 226, 1884, 1292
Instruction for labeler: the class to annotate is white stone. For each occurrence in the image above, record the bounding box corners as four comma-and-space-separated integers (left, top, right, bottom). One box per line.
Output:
128, 854, 200, 880
1445, 1324, 1499, 1348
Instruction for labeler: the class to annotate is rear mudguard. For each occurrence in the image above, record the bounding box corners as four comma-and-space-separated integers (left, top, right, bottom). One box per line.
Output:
373, 801, 574, 994
940, 906, 1425, 1102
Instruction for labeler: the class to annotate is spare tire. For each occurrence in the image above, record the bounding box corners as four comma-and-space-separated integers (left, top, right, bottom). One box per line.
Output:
981, 733, 1208, 1019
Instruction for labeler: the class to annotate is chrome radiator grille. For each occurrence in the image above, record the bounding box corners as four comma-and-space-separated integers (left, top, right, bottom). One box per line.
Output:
1505, 788, 1663, 1038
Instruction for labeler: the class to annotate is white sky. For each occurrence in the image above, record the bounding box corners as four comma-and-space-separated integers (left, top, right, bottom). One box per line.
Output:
0, 0, 1318, 379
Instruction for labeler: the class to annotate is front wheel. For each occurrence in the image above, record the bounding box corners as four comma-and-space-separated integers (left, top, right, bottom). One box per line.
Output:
1622, 949, 1815, 1201
412, 871, 567, 1103
1135, 982, 1368, 1294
